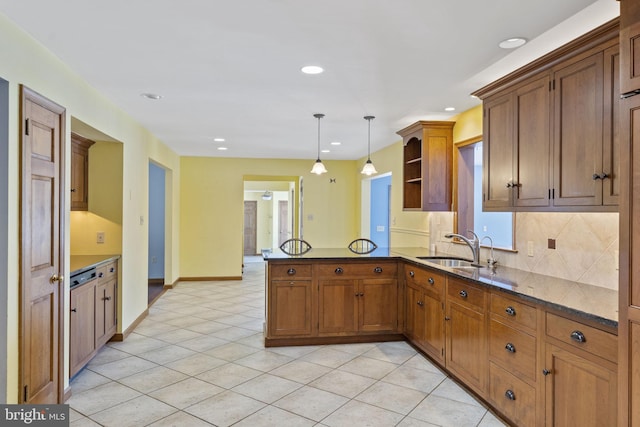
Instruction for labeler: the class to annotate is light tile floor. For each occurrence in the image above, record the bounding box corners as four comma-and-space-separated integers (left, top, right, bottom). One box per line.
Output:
68, 261, 508, 427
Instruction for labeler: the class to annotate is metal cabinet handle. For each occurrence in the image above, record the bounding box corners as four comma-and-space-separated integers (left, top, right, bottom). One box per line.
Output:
70, 188, 76, 192
354, 292, 364, 297
335, 267, 344, 274
417, 301, 424, 306
570, 330, 586, 343
373, 267, 383, 274
409, 271, 415, 277
110, 267, 115, 273
103, 296, 111, 301
505, 306, 516, 316
71, 308, 77, 313
506, 182, 513, 188
505, 390, 516, 401
459, 290, 468, 298
287, 268, 296, 275
289, 282, 294, 286
98, 272, 104, 278
505, 343, 516, 353
543, 369, 551, 376
428, 277, 435, 285
592, 173, 609, 180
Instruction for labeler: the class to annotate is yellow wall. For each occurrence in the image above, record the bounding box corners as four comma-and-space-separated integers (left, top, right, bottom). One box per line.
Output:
180, 157, 359, 278
0, 13, 181, 401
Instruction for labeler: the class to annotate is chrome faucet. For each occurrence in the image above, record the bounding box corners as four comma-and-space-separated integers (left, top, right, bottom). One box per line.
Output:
444, 230, 481, 266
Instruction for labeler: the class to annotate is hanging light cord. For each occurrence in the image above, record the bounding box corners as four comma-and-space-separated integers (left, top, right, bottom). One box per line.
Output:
314, 113, 324, 160
365, 115, 374, 160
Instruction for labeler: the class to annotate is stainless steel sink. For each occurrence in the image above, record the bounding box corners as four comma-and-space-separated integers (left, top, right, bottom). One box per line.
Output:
417, 257, 479, 268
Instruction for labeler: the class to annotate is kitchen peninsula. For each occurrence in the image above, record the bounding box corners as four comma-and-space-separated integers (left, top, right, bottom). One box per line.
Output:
264, 247, 618, 426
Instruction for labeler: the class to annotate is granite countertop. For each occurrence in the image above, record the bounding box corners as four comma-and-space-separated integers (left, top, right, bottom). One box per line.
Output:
264, 246, 618, 328
70, 254, 120, 275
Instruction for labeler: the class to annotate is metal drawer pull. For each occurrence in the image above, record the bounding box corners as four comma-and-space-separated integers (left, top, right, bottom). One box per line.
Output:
505, 306, 516, 316
543, 369, 551, 376
428, 277, 435, 285
98, 272, 104, 278
505, 390, 516, 401
417, 301, 424, 306
287, 268, 296, 275
110, 267, 115, 273
459, 290, 468, 298
354, 292, 364, 297
373, 267, 383, 274
335, 267, 344, 274
570, 330, 586, 343
409, 271, 415, 277
505, 343, 516, 353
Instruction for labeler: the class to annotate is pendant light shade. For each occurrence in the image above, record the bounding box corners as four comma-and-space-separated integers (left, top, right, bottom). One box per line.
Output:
361, 115, 378, 175
311, 113, 328, 175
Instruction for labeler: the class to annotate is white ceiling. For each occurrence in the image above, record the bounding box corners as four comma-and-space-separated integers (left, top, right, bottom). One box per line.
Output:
0, 0, 619, 160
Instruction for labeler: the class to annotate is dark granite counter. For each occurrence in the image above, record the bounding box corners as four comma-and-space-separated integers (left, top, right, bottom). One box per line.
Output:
264, 246, 618, 328
70, 254, 120, 275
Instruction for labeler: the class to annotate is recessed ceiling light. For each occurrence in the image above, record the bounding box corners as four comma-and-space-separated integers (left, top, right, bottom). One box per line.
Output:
499, 37, 527, 49
330, 141, 341, 146
321, 149, 330, 153
301, 65, 324, 75
217, 147, 228, 151
213, 138, 225, 142
444, 107, 456, 112
140, 93, 163, 100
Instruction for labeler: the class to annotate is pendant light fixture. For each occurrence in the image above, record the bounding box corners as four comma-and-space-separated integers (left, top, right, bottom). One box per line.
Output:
361, 115, 378, 175
311, 113, 328, 175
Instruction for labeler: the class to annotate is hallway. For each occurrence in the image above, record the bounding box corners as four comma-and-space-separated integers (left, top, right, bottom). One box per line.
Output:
68, 261, 506, 426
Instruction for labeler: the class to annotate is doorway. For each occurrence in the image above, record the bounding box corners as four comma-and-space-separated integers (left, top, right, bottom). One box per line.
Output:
244, 201, 258, 256
362, 173, 391, 248
148, 162, 166, 304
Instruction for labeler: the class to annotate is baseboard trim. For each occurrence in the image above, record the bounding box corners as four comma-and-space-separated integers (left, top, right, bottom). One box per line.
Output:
178, 276, 242, 282
264, 333, 405, 347
148, 278, 164, 286
110, 308, 149, 342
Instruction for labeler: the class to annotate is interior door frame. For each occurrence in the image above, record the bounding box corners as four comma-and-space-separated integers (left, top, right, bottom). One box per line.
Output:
19, 86, 66, 403
0, 77, 8, 403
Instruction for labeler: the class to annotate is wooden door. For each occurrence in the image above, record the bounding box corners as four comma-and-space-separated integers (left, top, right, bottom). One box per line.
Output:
69, 284, 95, 378
602, 45, 620, 206
552, 52, 604, 206
278, 200, 288, 246
514, 74, 551, 207
445, 300, 487, 393
269, 280, 313, 337
243, 201, 257, 255
318, 279, 357, 334
358, 278, 397, 332
20, 86, 65, 403
544, 344, 617, 426
483, 92, 514, 210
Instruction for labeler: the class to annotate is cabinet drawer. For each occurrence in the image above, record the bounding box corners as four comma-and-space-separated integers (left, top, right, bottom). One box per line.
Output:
405, 266, 445, 297
97, 261, 117, 282
270, 263, 312, 279
490, 292, 537, 332
545, 312, 617, 363
316, 262, 397, 278
489, 362, 537, 427
489, 318, 537, 382
447, 278, 486, 311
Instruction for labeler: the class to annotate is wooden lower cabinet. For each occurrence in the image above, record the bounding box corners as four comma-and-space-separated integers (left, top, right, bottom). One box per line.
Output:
69, 260, 118, 377
489, 362, 537, 426
544, 344, 617, 426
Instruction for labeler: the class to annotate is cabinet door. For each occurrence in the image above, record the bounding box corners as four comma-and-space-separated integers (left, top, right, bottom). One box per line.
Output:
404, 281, 423, 341
70, 141, 89, 211
318, 279, 357, 334
70, 283, 95, 377
422, 291, 445, 364
359, 278, 397, 332
544, 344, 617, 426
620, 16, 640, 94
95, 278, 117, 348
514, 74, 551, 207
445, 300, 487, 393
483, 92, 514, 210
602, 45, 620, 206
269, 280, 313, 337
552, 52, 604, 207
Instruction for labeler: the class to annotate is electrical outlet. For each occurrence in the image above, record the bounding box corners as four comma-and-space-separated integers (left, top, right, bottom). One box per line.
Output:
527, 241, 534, 257
97, 232, 105, 244
548, 238, 556, 249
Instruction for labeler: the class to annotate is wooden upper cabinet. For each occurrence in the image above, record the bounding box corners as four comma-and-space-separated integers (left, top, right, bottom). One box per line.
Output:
620, 0, 640, 95
70, 133, 95, 211
398, 121, 454, 211
475, 20, 619, 212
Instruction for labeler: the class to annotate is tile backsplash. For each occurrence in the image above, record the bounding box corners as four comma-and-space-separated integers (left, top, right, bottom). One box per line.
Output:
430, 211, 619, 291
